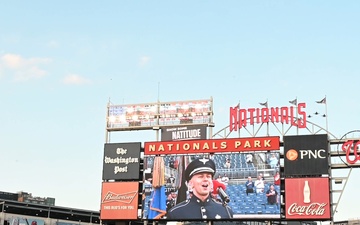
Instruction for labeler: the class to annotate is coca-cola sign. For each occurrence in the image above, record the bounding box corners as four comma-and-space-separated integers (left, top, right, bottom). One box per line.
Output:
287, 203, 328, 216
285, 178, 331, 220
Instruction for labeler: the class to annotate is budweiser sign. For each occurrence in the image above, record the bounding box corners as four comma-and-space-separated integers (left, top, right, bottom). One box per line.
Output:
102, 191, 137, 204
100, 182, 139, 220
287, 202, 327, 216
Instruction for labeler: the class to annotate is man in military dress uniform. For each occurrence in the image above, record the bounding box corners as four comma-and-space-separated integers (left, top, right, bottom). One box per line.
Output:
166, 158, 233, 220
166, 191, 177, 212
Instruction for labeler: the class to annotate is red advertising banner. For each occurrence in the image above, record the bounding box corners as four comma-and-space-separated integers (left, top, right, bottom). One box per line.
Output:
100, 182, 139, 220
285, 178, 331, 220
144, 136, 280, 155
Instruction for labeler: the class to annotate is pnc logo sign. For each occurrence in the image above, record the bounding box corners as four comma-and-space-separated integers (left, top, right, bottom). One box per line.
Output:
286, 149, 298, 161
286, 149, 327, 161
284, 134, 329, 176
300, 149, 326, 159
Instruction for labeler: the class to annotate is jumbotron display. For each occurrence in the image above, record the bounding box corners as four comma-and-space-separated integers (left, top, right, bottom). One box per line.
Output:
142, 137, 281, 221
101, 98, 334, 223
106, 99, 213, 131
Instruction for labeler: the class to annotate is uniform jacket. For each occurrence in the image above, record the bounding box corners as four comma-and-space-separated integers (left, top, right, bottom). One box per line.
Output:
166, 194, 233, 220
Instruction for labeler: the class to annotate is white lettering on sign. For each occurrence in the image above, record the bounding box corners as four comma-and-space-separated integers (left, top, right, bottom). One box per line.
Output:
114, 166, 128, 174
299, 149, 326, 159
172, 129, 201, 140
104, 156, 139, 164
287, 202, 327, 216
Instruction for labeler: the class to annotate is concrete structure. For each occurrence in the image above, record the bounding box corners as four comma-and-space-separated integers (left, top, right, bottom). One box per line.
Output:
0, 199, 99, 225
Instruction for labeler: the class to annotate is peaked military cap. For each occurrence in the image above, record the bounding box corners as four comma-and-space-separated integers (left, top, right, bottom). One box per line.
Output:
185, 158, 216, 181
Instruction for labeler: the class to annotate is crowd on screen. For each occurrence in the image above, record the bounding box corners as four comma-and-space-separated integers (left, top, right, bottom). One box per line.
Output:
143, 153, 281, 219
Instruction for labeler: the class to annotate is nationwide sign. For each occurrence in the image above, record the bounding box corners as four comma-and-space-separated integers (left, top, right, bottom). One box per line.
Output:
144, 136, 280, 155
285, 177, 331, 220
229, 103, 307, 131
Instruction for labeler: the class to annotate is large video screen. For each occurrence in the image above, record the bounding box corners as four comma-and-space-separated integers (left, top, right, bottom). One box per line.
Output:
106, 99, 213, 130
142, 137, 281, 221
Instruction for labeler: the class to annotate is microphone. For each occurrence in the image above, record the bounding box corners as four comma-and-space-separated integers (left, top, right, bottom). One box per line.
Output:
212, 180, 230, 204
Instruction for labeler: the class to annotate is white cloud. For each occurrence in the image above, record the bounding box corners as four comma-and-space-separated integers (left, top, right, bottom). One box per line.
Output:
2, 54, 23, 69
13, 66, 48, 82
46, 40, 60, 48
0, 53, 51, 81
62, 74, 91, 85
139, 56, 150, 67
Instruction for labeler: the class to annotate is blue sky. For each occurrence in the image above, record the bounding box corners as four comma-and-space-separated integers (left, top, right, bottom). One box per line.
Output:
1, 0, 359, 222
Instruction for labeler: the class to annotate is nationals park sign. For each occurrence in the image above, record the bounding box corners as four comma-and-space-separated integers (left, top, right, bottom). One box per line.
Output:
144, 136, 280, 155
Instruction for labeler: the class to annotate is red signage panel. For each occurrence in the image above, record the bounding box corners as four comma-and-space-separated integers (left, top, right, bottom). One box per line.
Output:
342, 139, 360, 164
285, 178, 331, 220
100, 182, 139, 220
144, 136, 280, 155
